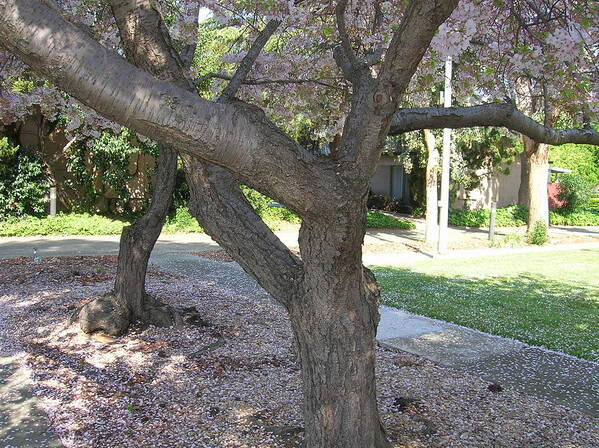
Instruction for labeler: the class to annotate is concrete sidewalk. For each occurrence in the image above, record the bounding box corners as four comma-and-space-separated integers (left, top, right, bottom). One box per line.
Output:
378, 307, 599, 417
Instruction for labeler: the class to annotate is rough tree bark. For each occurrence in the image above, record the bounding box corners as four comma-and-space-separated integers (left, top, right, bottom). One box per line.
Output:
523, 135, 550, 227
8, 1, 596, 446
518, 147, 530, 208
422, 129, 438, 246
76, 147, 179, 336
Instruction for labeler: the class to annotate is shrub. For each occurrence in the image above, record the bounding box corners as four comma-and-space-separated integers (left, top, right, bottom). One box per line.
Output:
527, 221, 548, 245
0, 137, 49, 220
448, 205, 527, 228
163, 207, 203, 233
367, 193, 409, 214
0, 213, 127, 237
549, 208, 599, 226
556, 174, 594, 212
366, 211, 415, 229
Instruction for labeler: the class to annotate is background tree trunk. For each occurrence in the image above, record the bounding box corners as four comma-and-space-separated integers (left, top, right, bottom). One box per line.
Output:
290, 204, 390, 448
422, 129, 438, 246
517, 148, 530, 207
523, 136, 550, 228
77, 146, 180, 336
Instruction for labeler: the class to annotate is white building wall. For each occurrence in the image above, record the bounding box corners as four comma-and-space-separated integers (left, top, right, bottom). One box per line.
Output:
453, 158, 522, 209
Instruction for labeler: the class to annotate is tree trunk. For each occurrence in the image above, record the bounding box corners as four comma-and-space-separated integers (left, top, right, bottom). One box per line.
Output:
289, 203, 390, 448
422, 129, 438, 246
517, 148, 529, 207
523, 136, 549, 228
77, 146, 180, 336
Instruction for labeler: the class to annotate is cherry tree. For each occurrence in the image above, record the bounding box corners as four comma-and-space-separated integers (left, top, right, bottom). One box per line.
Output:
1, 1, 598, 446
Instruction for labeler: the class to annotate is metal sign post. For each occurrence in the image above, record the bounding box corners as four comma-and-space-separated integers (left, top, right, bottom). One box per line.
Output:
437, 57, 453, 254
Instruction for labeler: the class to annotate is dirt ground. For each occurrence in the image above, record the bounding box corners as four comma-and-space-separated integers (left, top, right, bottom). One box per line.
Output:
0, 256, 597, 448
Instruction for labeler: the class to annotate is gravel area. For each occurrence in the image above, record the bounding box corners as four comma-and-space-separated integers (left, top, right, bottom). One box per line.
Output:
0, 256, 597, 448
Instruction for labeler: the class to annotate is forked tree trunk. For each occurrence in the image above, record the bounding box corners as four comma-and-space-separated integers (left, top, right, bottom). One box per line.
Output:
290, 204, 391, 448
77, 146, 180, 336
517, 149, 530, 207
523, 136, 550, 228
422, 129, 438, 246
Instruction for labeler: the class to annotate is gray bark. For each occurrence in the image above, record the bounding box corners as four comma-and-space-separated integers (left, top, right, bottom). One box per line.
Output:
0, 1, 460, 446
77, 147, 179, 336
518, 149, 530, 208
391, 103, 599, 146
523, 136, 550, 228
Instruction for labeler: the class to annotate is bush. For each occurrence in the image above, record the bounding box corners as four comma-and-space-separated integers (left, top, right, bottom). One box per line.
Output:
449, 205, 527, 228
550, 208, 599, 226
367, 193, 409, 214
556, 174, 594, 212
0, 213, 127, 236
0, 137, 49, 220
490, 231, 524, 248
527, 221, 548, 245
163, 207, 203, 233
366, 211, 415, 229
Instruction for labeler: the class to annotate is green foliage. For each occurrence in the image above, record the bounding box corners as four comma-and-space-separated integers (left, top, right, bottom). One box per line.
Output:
366, 211, 415, 229
549, 143, 599, 186
163, 208, 203, 234
449, 205, 528, 228
64, 128, 157, 214
451, 127, 520, 192
239, 185, 301, 223
490, 231, 524, 248
527, 221, 548, 245
0, 137, 49, 220
0, 213, 127, 236
550, 208, 599, 226
556, 173, 594, 212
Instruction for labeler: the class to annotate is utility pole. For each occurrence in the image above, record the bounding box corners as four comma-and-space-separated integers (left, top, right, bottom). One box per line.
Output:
437, 57, 453, 254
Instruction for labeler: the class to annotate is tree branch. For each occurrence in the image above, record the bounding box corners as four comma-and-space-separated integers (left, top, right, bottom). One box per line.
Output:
335, 0, 361, 72
0, 0, 326, 214
390, 103, 599, 146
379, 0, 459, 100
107, 0, 304, 303
220, 19, 280, 99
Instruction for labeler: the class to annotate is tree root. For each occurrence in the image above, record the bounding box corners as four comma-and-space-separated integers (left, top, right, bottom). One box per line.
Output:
70, 294, 190, 337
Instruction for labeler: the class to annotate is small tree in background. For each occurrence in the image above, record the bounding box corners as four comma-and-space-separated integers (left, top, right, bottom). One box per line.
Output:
557, 173, 594, 212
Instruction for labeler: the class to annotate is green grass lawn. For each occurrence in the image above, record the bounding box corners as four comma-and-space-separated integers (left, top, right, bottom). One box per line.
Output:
373, 249, 599, 361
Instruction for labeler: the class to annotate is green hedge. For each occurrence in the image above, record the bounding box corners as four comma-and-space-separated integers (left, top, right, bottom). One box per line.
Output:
367, 211, 415, 229
448, 204, 599, 228
449, 205, 528, 228
549, 208, 599, 226
0, 213, 128, 236
0, 209, 416, 236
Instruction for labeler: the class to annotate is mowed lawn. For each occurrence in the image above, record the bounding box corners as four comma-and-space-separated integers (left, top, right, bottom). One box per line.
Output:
372, 249, 599, 361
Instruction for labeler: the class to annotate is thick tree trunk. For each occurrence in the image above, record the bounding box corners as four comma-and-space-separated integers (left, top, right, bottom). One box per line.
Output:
517, 148, 530, 207
77, 146, 180, 336
523, 136, 549, 228
289, 204, 390, 448
422, 129, 438, 246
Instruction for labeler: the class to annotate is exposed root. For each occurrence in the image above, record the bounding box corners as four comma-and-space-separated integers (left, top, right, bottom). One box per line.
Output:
71, 294, 199, 337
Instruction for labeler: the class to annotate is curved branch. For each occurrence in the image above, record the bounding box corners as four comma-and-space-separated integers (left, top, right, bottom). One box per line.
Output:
220, 19, 280, 99
108, 0, 304, 303
390, 103, 599, 146
0, 0, 324, 213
